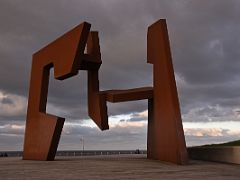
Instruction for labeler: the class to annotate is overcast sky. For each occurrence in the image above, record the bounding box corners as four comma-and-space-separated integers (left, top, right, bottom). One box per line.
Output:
1, 0, 240, 151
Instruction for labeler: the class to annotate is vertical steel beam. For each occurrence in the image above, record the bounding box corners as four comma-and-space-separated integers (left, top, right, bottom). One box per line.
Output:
147, 19, 188, 164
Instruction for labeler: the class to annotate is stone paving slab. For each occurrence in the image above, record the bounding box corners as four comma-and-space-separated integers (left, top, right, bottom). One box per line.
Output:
0, 155, 239, 180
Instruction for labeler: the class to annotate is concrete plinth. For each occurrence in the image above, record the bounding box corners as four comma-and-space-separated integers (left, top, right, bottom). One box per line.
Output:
188, 146, 240, 164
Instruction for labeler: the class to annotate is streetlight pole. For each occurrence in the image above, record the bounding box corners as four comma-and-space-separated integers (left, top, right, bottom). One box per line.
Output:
82, 137, 84, 152
81, 137, 84, 153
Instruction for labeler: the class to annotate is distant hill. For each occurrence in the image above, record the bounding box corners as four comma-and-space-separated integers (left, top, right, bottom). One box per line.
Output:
202, 139, 240, 147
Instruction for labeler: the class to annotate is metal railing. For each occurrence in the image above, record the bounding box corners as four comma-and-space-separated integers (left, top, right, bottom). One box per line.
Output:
0, 150, 147, 157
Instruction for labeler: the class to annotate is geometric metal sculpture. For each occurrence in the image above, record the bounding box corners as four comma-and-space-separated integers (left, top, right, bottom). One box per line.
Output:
23, 19, 188, 164
146, 20, 188, 164
23, 22, 93, 160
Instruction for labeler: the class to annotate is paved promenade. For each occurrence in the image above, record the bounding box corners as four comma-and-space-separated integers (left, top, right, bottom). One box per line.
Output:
0, 155, 239, 179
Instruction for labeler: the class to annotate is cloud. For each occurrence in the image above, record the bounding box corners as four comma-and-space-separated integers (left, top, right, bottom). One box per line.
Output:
1, 119, 240, 150
184, 127, 240, 146
182, 104, 240, 122
184, 128, 227, 137
0, 91, 27, 119
2, 0, 240, 120
126, 110, 148, 122
59, 120, 148, 150
0, 124, 25, 135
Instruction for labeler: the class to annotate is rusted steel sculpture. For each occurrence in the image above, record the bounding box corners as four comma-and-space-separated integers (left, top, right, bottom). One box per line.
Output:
23, 22, 105, 160
23, 19, 188, 164
146, 20, 188, 164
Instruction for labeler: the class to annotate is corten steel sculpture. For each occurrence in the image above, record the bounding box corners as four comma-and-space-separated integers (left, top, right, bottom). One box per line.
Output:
23, 19, 188, 164
23, 22, 106, 160
146, 20, 188, 164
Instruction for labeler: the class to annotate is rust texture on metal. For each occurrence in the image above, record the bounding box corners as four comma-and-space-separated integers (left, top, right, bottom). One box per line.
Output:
87, 31, 109, 130
147, 19, 188, 164
23, 19, 188, 164
23, 22, 105, 160
103, 87, 153, 103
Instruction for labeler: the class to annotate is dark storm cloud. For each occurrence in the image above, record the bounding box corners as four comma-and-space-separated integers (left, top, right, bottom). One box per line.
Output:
0, 0, 154, 120
1, 0, 240, 150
